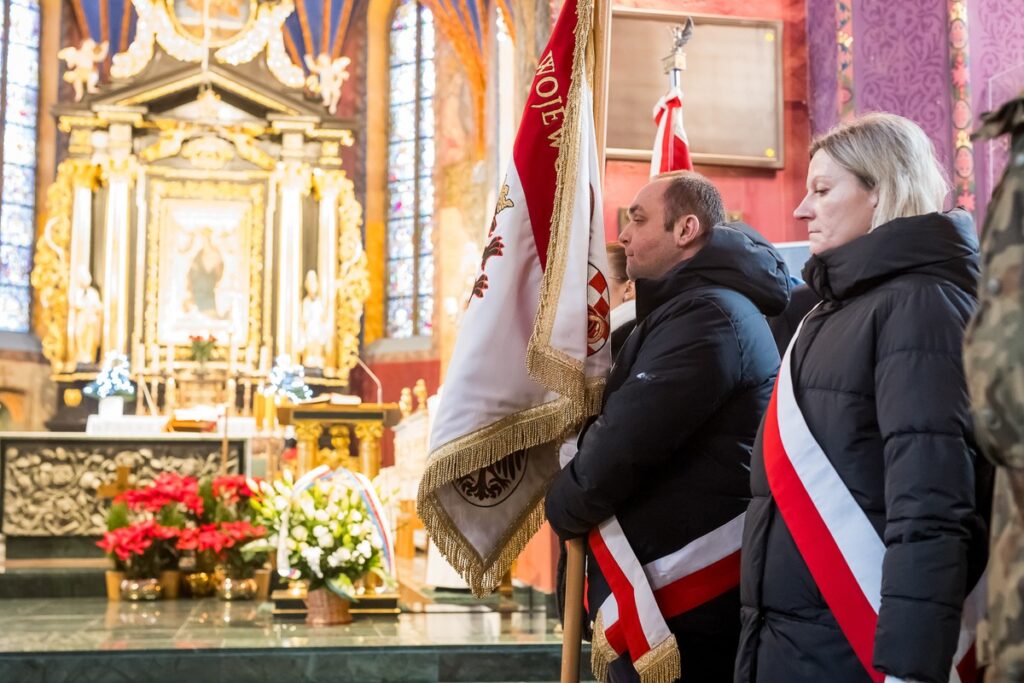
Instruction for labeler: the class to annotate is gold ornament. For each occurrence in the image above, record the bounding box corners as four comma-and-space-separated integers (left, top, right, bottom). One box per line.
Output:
181, 135, 236, 170
32, 160, 92, 372
63, 388, 83, 408
333, 172, 370, 385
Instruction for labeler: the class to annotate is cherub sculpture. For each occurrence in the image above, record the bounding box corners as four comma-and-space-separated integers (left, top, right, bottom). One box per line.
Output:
304, 53, 351, 115
58, 39, 109, 102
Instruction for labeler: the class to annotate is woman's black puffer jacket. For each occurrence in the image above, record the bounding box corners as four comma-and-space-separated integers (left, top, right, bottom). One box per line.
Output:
736, 209, 993, 683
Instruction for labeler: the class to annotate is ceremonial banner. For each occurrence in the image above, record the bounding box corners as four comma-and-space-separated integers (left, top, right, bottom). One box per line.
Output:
417, 0, 611, 595
649, 87, 693, 176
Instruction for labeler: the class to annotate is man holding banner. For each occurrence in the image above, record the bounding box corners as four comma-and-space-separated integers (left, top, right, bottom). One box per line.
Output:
546, 172, 791, 682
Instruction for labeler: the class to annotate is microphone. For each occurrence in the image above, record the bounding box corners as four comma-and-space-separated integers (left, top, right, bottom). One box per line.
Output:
356, 356, 384, 405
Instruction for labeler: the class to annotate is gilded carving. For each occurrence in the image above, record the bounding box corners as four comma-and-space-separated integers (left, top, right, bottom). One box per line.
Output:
31, 160, 96, 372
1, 440, 241, 536
139, 123, 191, 163
112, 0, 303, 90
355, 422, 385, 479
181, 136, 236, 170
335, 172, 370, 384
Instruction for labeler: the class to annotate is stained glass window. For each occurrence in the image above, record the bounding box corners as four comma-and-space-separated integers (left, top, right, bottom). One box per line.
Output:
386, 0, 435, 338
0, 0, 40, 333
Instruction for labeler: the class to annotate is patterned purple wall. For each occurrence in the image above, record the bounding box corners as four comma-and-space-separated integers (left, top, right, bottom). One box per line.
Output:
807, 0, 838, 136
968, 0, 1024, 222
806, 0, 1024, 225
854, 0, 953, 176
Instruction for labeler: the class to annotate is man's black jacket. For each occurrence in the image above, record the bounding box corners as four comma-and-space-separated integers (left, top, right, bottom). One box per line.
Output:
545, 223, 790, 676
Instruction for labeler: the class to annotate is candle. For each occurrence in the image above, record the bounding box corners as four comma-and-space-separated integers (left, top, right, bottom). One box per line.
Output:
165, 345, 174, 373
245, 344, 254, 369
150, 344, 160, 372
132, 343, 144, 374
259, 345, 269, 373
228, 335, 237, 373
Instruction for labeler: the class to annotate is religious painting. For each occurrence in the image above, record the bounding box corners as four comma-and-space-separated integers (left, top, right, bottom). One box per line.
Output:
167, 0, 257, 47
606, 7, 784, 169
145, 179, 265, 352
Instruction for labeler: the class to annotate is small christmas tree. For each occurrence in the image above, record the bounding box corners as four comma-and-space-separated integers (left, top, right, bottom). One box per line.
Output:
84, 352, 136, 400
267, 355, 313, 402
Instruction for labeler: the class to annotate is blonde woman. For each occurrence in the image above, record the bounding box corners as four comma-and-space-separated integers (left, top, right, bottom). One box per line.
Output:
736, 113, 992, 683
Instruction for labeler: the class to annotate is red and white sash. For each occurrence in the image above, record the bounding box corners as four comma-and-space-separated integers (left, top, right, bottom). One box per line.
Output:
763, 318, 983, 683
588, 513, 744, 683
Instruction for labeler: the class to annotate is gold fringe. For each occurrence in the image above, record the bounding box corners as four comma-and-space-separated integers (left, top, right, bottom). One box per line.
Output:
634, 634, 681, 683
591, 612, 615, 683
526, 0, 597, 409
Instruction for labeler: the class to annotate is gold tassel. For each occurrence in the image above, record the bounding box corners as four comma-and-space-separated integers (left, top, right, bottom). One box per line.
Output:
634, 634, 681, 683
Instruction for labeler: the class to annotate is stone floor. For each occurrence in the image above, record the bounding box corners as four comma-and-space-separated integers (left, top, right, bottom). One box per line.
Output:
0, 597, 594, 682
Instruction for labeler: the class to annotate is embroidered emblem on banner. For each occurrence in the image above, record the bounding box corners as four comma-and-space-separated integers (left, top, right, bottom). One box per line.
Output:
470, 184, 516, 303
587, 263, 610, 355
454, 450, 529, 508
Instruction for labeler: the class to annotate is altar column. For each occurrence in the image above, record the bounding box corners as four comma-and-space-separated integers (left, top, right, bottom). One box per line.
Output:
100, 150, 136, 358
313, 170, 344, 377
274, 159, 311, 360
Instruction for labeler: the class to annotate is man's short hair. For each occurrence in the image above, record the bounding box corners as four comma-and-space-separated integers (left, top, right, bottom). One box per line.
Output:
657, 171, 725, 237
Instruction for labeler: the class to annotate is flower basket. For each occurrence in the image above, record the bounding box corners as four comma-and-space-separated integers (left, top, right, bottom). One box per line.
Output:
304, 587, 352, 625
247, 468, 396, 615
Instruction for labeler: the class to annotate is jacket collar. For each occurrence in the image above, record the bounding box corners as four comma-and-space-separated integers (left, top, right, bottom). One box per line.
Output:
802, 209, 979, 302
635, 222, 792, 321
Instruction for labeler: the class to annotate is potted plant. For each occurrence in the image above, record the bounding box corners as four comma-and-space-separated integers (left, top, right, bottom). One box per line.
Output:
176, 520, 267, 600
101, 500, 131, 600
96, 520, 180, 600
247, 469, 392, 624
108, 472, 204, 598
188, 333, 217, 369
83, 352, 135, 417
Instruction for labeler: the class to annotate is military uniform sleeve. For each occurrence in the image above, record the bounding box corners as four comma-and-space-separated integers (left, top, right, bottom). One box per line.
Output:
545, 299, 742, 539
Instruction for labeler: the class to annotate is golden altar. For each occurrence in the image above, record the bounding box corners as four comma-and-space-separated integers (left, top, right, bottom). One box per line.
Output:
30, 0, 372, 431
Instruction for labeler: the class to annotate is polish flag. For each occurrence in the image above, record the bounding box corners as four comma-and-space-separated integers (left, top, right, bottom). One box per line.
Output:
650, 87, 693, 176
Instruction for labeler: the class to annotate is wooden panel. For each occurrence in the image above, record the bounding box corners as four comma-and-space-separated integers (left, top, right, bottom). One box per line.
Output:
606, 7, 784, 169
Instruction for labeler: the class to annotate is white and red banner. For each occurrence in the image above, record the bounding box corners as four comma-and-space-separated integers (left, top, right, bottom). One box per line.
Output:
417, 0, 611, 596
650, 87, 693, 177
589, 514, 744, 683
764, 319, 982, 683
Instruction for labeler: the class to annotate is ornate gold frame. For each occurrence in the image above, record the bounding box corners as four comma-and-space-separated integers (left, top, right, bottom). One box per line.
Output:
143, 178, 267, 361
165, 0, 259, 48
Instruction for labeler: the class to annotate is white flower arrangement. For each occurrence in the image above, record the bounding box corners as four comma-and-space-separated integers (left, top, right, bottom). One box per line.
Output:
246, 469, 391, 598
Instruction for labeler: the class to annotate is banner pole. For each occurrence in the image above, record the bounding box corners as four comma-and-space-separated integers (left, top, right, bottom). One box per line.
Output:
560, 537, 586, 683
560, 1, 610, 681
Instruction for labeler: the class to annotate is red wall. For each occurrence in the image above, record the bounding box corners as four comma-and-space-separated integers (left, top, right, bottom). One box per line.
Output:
353, 359, 440, 467
604, 0, 811, 245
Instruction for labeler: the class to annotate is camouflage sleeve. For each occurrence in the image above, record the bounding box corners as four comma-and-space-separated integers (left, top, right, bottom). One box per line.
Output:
979, 468, 1024, 682
963, 129, 1024, 469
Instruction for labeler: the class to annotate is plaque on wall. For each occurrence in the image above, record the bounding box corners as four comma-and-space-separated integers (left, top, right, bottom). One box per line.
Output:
606, 7, 784, 169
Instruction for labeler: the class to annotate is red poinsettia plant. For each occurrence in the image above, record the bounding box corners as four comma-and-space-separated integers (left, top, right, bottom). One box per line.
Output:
97, 519, 180, 578
118, 472, 204, 518
99, 472, 203, 575
177, 520, 267, 578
